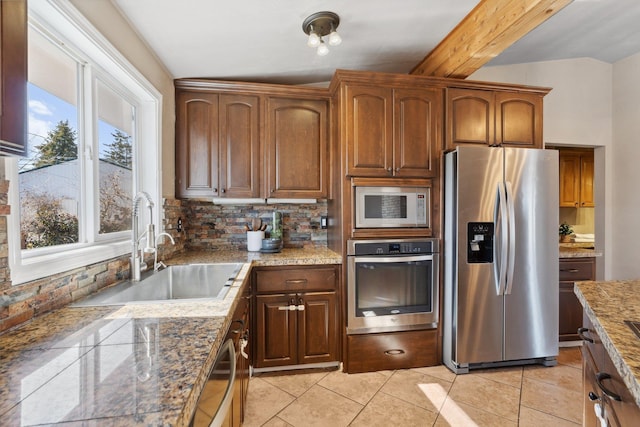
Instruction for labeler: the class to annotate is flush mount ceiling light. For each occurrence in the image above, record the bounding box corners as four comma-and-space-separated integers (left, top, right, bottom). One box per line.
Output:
302, 11, 341, 56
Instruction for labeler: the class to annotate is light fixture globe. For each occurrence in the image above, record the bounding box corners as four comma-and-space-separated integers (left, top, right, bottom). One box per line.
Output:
302, 11, 341, 54
317, 40, 329, 56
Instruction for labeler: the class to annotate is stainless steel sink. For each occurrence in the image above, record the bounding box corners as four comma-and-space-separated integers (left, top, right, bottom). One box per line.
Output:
72, 263, 243, 306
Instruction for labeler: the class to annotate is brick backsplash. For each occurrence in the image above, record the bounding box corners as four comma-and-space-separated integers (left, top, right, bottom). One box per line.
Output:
0, 192, 327, 333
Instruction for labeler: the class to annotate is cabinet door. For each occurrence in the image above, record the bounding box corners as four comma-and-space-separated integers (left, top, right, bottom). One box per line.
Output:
582, 346, 601, 427
254, 294, 297, 368
175, 91, 219, 198
266, 97, 328, 198
297, 292, 338, 365
559, 281, 583, 341
345, 85, 393, 176
580, 152, 595, 207
0, 0, 27, 156
393, 88, 441, 178
219, 94, 260, 198
446, 88, 494, 150
559, 152, 581, 207
495, 92, 543, 148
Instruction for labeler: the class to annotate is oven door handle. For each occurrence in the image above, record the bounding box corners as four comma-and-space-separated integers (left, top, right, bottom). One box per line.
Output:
352, 255, 433, 264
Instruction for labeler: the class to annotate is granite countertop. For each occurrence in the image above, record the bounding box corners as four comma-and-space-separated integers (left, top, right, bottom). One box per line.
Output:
574, 280, 640, 407
559, 242, 602, 258
0, 246, 341, 426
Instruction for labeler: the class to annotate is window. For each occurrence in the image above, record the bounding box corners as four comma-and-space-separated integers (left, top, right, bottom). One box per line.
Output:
6, 0, 161, 285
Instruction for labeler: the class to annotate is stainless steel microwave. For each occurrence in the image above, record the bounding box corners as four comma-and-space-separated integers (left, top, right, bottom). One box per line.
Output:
355, 186, 429, 228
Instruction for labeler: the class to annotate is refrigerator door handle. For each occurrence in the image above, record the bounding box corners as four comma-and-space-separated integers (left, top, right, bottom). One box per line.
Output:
504, 181, 516, 295
494, 181, 508, 296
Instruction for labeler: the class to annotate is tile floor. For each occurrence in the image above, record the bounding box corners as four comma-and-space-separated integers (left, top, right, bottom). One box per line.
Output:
243, 347, 583, 426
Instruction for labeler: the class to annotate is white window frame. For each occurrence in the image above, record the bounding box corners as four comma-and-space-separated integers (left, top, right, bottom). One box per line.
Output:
6, 0, 162, 285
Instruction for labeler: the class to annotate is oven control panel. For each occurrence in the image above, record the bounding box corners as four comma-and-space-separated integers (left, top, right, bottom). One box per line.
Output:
348, 239, 438, 256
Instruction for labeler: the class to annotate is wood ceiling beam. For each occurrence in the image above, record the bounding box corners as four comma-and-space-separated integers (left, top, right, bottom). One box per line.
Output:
410, 0, 573, 78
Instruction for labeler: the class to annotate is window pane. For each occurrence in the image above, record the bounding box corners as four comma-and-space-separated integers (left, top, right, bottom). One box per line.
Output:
97, 79, 133, 235
21, 27, 80, 250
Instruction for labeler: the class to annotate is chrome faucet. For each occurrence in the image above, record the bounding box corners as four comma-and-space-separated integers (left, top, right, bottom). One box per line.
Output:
131, 191, 156, 281
154, 232, 176, 271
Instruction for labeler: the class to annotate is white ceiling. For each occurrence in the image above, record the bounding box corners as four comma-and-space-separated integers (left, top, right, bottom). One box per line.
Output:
112, 0, 640, 85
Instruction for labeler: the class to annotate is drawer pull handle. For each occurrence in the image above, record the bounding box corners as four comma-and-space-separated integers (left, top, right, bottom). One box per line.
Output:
286, 279, 308, 285
384, 349, 405, 356
596, 372, 622, 401
578, 327, 594, 343
560, 268, 579, 273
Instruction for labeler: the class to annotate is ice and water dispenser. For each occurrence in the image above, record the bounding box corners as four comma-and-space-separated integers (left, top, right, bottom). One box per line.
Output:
467, 222, 494, 263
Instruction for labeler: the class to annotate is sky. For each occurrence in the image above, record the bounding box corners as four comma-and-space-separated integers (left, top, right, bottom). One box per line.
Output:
24, 83, 124, 171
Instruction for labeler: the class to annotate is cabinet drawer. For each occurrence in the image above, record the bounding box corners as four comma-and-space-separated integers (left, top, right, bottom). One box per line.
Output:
346, 329, 438, 373
255, 266, 338, 293
559, 258, 595, 281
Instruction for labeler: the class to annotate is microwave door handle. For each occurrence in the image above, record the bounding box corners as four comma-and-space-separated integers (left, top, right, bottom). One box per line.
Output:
494, 181, 508, 296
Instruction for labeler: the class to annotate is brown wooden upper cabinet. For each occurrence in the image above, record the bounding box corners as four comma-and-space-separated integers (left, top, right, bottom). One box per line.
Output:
176, 91, 260, 198
558, 148, 594, 208
266, 97, 328, 199
446, 88, 544, 150
0, 0, 27, 157
345, 84, 440, 178
175, 80, 329, 200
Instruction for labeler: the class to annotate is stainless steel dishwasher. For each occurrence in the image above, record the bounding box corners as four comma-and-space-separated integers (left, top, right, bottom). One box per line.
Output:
190, 339, 236, 427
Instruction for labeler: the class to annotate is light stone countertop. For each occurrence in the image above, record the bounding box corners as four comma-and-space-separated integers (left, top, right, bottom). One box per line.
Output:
559, 242, 602, 258
0, 246, 341, 426
574, 280, 640, 407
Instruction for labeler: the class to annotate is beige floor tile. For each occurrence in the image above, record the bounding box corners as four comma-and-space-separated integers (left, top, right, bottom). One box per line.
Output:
350, 391, 438, 427
259, 370, 329, 397
520, 376, 582, 424
412, 364, 458, 382
277, 384, 363, 427
317, 369, 389, 405
523, 363, 582, 392
261, 417, 294, 427
434, 397, 517, 427
557, 346, 583, 369
446, 374, 521, 421
519, 406, 581, 427
471, 365, 523, 389
243, 377, 295, 427
380, 369, 453, 412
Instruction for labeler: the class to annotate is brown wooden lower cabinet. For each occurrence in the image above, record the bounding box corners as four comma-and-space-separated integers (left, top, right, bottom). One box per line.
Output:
253, 265, 340, 369
345, 329, 438, 373
580, 315, 640, 426
559, 257, 595, 341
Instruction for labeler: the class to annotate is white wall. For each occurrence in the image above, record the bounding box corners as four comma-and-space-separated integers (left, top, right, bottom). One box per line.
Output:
611, 52, 640, 279
470, 58, 614, 279
69, 0, 176, 199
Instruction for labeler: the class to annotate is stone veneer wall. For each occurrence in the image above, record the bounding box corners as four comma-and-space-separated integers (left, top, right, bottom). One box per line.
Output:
181, 200, 328, 250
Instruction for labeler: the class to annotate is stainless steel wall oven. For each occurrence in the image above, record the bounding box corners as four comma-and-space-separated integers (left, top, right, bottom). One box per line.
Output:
346, 238, 439, 334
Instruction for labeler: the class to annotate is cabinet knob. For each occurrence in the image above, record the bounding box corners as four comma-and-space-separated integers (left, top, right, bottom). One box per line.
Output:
575, 202, 579, 207
588, 391, 600, 401
221, 188, 226, 193
395, 167, 400, 172
387, 167, 392, 173
213, 188, 217, 193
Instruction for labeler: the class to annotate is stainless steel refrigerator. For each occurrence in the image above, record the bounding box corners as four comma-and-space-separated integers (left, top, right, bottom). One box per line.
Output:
443, 145, 559, 374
